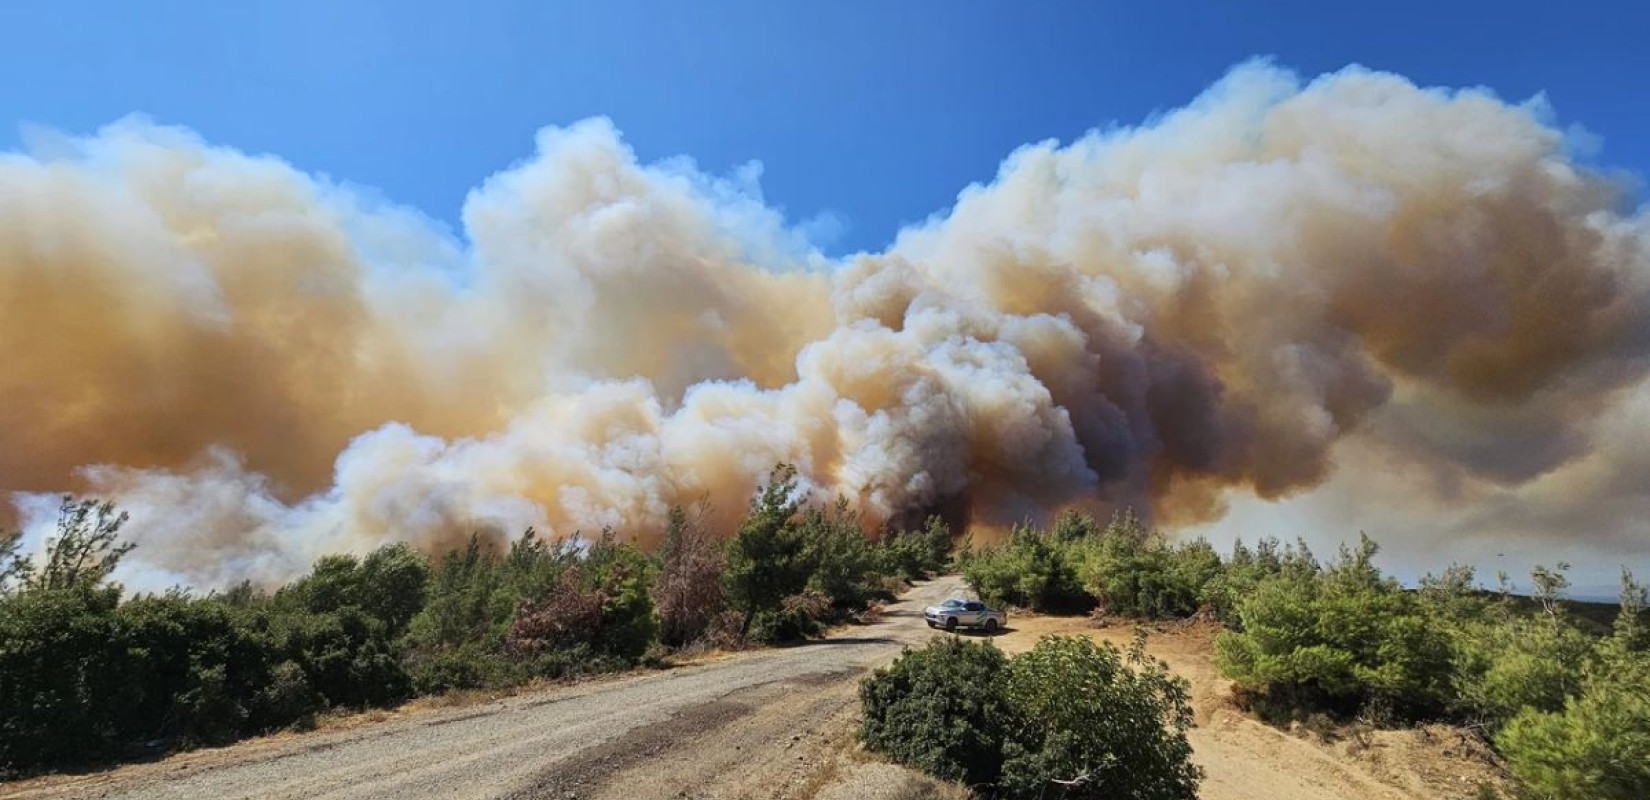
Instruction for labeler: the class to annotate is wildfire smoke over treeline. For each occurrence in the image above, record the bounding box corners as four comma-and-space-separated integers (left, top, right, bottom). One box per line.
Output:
3, 62, 1647, 588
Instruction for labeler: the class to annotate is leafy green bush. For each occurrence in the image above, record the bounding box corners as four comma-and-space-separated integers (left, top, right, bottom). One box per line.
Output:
876, 516, 954, 581
257, 660, 321, 730
0, 501, 341, 768
799, 500, 883, 613
959, 511, 1227, 618
1213, 535, 1453, 722
859, 636, 1016, 786
0, 586, 129, 767
576, 534, 658, 659
959, 522, 1089, 612
1486, 575, 1650, 800
724, 465, 814, 636
1495, 648, 1650, 800
1451, 615, 1595, 728
746, 591, 836, 643
860, 635, 1201, 799
1197, 538, 1316, 627
1069, 513, 1223, 619
268, 604, 412, 710
401, 530, 580, 692
998, 636, 1200, 800
116, 593, 276, 742
0, 579, 414, 769
1213, 553, 1650, 797
402, 639, 516, 693
278, 544, 429, 637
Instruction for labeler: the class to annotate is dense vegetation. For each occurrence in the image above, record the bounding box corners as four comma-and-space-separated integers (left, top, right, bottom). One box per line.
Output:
958, 510, 1223, 617
8, 487, 1643, 799
0, 467, 952, 775
955, 510, 1650, 800
860, 634, 1200, 799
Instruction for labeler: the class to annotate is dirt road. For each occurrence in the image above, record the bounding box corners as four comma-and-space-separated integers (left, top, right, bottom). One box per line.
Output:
1, 577, 970, 800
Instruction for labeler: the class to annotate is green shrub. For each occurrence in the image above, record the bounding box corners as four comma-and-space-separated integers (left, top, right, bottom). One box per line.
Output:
577, 534, 658, 660
876, 516, 953, 581
1495, 648, 1650, 800
1213, 535, 1452, 721
278, 544, 430, 637
860, 635, 1202, 799
1199, 538, 1314, 627
173, 664, 246, 745
748, 591, 834, 643
0, 584, 383, 768
264, 605, 411, 710
257, 660, 321, 729
724, 465, 813, 636
0, 502, 329, 768
116, 593, 278, 742
1490, 575, 1650, 800
748, 606, 818, 643
958, 510, 1229, 618
403, 640, 516, 693
0, 586, 129, 767
1451, 615, 1595, 728
400, 530, 579, 691
799, 500, 883, 613
959, 522, 1088, 612
859, 636, 1015, 786
1070, 513, 1222, 619
998, 635, 1200, 800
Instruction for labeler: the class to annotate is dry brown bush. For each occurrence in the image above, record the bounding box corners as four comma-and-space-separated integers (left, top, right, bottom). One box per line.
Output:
653, 506, 727, 647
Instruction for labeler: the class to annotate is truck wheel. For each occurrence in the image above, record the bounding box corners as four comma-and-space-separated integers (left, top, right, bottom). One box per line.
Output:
945, 617, 958, 633
984, 619, 1000, 634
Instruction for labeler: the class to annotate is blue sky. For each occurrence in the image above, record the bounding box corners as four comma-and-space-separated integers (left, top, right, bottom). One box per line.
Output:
2, 0, 1646, 255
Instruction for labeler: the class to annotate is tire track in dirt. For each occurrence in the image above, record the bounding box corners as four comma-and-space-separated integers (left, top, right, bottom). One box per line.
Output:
506, 696, 758, 799
570, 669, 868, 800
507, 670, 862, 800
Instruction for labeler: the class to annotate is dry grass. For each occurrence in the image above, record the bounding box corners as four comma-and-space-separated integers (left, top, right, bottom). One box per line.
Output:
890, 777, 976, 800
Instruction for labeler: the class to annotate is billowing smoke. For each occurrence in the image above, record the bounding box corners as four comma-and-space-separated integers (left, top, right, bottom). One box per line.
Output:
4, 62, 1648, 589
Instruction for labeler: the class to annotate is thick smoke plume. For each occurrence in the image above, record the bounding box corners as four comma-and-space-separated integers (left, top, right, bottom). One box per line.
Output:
3, 62, 1648, 589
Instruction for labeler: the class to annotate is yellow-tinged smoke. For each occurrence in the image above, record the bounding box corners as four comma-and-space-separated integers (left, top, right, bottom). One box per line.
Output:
4, 62, 1648, 588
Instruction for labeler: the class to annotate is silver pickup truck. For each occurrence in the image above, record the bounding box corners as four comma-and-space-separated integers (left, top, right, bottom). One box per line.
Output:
923, 598, 1006, 633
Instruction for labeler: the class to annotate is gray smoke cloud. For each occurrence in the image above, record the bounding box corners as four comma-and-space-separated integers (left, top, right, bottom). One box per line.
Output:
4, 61, 1647, 589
